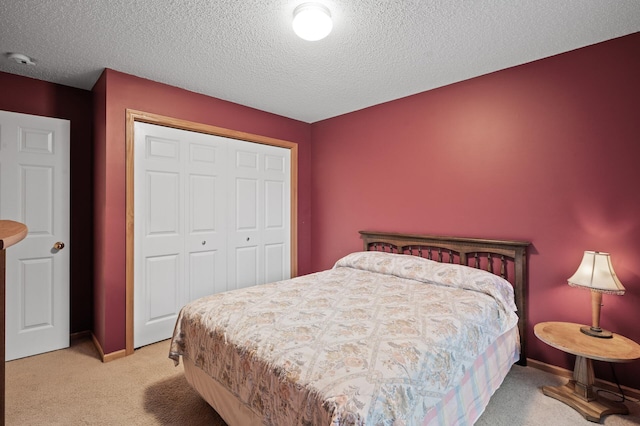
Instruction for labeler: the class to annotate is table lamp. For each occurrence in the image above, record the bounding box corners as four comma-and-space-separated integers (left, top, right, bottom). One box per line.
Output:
567, 251, 625, 338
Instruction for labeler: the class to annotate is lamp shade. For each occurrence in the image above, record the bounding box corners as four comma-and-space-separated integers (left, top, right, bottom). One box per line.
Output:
567, 251, 625, 295
292, 3, 332, 41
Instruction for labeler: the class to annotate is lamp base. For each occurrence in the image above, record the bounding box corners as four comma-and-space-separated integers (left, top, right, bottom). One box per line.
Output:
580, 326, 613, 339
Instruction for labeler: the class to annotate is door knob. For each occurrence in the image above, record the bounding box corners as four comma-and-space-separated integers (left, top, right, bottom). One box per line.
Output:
53, 241, 65, 250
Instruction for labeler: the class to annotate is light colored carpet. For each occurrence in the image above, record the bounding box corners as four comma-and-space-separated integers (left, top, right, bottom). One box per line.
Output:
477, 364, 640, 426
6, 337, 640, 425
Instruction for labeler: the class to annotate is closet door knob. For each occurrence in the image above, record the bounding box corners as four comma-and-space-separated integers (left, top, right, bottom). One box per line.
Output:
53, 241, 65, 250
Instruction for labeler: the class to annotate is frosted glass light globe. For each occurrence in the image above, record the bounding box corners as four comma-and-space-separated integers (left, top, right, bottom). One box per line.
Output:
292, 3, 333, 41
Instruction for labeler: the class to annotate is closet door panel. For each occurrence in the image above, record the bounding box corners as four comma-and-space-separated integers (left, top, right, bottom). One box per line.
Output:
146, 254, 181, 321
134, 124, 185, 348
189, 251, 219, 299
265, 243, 286, 283
235, 246, 259, 289
236, 178, 259, 230
185, 136, 227, 301
262, 147, 290, 283
146, 171, 180, 236
143, 170, 182, 328
187, 173, 219, 299
229, 141, 291, 286
265, 180, 284, 229
227, 142, 262, 290
229, 177, 261, 290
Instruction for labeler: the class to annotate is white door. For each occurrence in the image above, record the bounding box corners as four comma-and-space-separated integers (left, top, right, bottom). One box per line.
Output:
133, 123, 290, 348
185, 133, 229, 301
227, 140, 291, 289
134, 123, 228, 348
0, 110, 70, 361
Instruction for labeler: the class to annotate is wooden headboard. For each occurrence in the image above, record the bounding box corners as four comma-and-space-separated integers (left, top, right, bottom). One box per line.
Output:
360, 230, 530, 366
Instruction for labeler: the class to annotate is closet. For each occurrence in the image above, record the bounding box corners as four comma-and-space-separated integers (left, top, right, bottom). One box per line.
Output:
133, 121, 291, 347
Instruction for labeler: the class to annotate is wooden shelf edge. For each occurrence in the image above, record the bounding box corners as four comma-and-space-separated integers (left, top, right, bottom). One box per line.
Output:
0, 220, 28, 250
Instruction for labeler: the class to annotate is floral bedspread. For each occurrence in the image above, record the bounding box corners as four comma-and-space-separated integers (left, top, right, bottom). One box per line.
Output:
169, 251, 519, 425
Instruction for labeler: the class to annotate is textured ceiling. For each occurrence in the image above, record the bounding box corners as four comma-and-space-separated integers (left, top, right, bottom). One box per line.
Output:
1, 1, 639, 123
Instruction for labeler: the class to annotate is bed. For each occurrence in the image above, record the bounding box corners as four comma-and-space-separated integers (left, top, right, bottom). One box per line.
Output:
169, 231, 529, 425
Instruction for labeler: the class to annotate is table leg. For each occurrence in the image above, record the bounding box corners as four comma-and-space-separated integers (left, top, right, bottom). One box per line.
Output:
541, 356, 628, 422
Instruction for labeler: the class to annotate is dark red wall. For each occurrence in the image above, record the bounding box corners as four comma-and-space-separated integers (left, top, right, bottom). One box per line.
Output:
92, 72, 107, 347
310, 33, 640, 388
0, 72, 94, 335
93, 69, 312, 354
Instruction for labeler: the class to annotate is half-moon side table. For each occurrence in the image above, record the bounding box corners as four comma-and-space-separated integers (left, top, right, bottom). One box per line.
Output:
0, 220, 28, 426
534, 321, 640, 422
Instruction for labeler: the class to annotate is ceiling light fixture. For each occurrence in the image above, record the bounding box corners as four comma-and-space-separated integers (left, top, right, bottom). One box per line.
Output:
292, 3, 333, 41
6, 52, 36, 66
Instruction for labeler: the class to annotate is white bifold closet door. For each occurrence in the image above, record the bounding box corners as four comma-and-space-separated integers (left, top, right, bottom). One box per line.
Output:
133, 122, 290, 348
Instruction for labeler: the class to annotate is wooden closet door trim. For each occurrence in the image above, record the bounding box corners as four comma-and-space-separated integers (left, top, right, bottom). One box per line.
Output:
125, 109, 299, 356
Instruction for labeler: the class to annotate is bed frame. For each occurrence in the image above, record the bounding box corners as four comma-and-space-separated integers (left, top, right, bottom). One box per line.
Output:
360, 230, 530, 365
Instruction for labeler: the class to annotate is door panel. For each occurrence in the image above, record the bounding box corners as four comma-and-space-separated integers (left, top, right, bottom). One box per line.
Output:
20, 257, 53, 328
184, 134, 227, 303
146, 254, 180, 321
190, 175, 216, 232
134, 123, 228, 348
236, 150, 258, 170
236, 178, 258, 230
227, 139, 290, 290
0, 110, 70, 361
189, 251, 218, 299
147, 171, 180, 235
261, 147, 290, 284
135, 125, 185, 348
265, 243, 285, 283
235, 246, 258, 289
265, 180, 284, 228
21, 166, 54, 232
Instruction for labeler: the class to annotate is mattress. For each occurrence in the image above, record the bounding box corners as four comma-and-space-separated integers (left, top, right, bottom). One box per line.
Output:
170, 251, 520, 425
